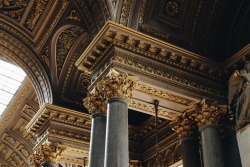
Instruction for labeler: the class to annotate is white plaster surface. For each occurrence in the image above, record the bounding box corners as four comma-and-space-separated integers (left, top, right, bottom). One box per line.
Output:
237, 125, 250, 167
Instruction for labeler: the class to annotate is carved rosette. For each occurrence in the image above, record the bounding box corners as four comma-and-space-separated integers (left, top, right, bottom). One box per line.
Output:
171, 113, 198, 138
187, 99, 227, 128
30, 142, 66, 166
84, 69, 138, 114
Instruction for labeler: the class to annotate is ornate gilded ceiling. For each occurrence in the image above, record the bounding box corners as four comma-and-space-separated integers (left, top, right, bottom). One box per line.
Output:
0, 0, 250, 165
0, 0, 249, 108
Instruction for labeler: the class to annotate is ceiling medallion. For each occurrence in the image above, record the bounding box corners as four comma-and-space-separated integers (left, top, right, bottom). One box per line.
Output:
165, 0, 179, 17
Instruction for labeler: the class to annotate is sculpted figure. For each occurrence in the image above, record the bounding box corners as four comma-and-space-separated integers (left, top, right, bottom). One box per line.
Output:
229, 59, 250, 129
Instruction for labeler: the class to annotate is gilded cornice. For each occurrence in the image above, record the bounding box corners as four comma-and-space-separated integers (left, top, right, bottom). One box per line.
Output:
26, 104, 90, 135
134, 83, 195, 106
186, 99, 227, 127
75, 21, 222, 81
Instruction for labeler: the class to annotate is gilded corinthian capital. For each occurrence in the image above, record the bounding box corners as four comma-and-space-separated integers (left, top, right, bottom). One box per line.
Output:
171, 113, 198, 138
30, 142, 66, 166
187, 99, 227, 127
101, 69, 139, 100
84, 69, 138, 114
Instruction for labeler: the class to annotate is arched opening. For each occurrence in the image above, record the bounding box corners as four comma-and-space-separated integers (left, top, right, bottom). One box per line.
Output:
0, 29, 53, 106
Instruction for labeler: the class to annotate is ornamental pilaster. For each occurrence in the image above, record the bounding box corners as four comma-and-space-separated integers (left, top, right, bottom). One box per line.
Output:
30, 142, 66, 166
186, 99, 227, 128
171, 113, 198, 139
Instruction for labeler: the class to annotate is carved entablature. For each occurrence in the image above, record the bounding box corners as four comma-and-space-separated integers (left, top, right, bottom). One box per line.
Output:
75, 22, 226, 103
26, 104, 91, 146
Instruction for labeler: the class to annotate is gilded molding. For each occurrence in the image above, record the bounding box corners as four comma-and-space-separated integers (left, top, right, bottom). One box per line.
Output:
56, 26, 84, 75
187, 99, 227, 127
26, 104, 90, 135
120, 0, 132, 26
36, 0, 69, 52
130, 100, 179, 119
24, 0, 49, 31
30, 142, 66, 165
0, 29, 53, 105
134, 83, 195, 106
0, 0, 28, 22
76, 22, 222, 82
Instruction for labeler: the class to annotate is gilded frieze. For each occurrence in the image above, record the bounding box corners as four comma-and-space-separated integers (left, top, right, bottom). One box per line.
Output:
134, 83, 195, 106
0, 0, 28, 22
130, 100, 178, 120
56, 26, 84, 75
24, 0, 49, 31
120, 0, 132, 26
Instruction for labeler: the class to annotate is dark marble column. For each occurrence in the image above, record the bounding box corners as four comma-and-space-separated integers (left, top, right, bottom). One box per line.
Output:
104, 97, 129, 167
199, 124, 224, 167
187, 99, 226, 167
181, 137, 201, 167
172, 114, 201, 167
222, 131, 242, 167
88, 113, 106, 167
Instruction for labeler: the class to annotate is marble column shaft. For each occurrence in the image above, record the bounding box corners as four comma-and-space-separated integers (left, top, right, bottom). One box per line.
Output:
222, 131, 242, 167
104, 97, 129, 167
89, 113, 107, 167
200, 124, 224, 167
181, 137, 201, 167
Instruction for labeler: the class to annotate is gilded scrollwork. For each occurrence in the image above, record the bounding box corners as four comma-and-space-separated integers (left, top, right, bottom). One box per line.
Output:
30, 142, 66, 166
84, 69, 138, 114
134, 83, 195, 106
120, 0, 132, 26
56, 26, 84, 75
24, 0, 49, 31
186, 99, 227, 127
0, 0, 28, 21
171, 112, 198, 138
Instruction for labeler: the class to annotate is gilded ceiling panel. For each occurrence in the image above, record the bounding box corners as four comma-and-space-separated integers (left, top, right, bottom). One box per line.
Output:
0, 0, 29, 22
56, 26, 84, 75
